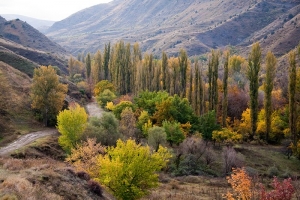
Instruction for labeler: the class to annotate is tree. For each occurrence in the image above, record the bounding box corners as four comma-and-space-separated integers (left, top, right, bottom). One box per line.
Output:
208, 50, 219, 112
163, 120, 185, 146
85, 53, 92, 80
83, 113, 121, 146
98, 139, 172, 200
247, 42, 261, 139
103, 43, 111, 80
289, 50, 297, 145
264, 51, 277, 142
119, 107, 137, 139
66, 138, 105, 178
113, 101, 135, 119
199, 110, 221, 140
31, 66, 67, 126
57, 103, 88, 154
148, 126, 167, 152
225, 168, 252, 200
94, 80, 115, 96
96, 89, 116, 108
222, 51, 230, 127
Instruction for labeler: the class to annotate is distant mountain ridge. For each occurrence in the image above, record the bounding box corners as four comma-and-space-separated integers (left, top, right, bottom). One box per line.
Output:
46, 0, 300, 56
1, 14, 55, 33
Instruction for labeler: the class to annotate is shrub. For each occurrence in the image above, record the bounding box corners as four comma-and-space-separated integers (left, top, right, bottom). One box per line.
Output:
96, 89, 116, 108
148, 126, 167, 152
260, 177, 294, 200
163, 121, 185, 146
87, 180, 103, 197
223, 147, 244, 175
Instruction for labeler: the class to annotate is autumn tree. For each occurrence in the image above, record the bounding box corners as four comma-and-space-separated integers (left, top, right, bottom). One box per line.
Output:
208, 50, 219, 112
264, 51, 277, 142
94, 80, 115, 96
247, 42, 261, 139
57, 103, 88, 154
289, 50, 297, 145
92, 50, 102, 84
119, 107, 137, 139
222, 51, 230, 127
31, 66, 67, 126
98, 139, 171, 200
225, 168, 252, 200
179, 49, 188, 97
66, 138, 105, 178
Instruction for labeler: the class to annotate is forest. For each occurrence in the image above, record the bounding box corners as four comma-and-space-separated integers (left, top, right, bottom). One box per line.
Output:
30, 41, 300, 199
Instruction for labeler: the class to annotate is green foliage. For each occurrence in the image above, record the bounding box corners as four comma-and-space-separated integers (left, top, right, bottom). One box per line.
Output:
83, 113, 121, 146
134, 90, 169, 115
97, 139, 172, 200
162, 121, 185, 146
94, 80, 115, 96
264, 51, 277, 142
148, 126, 167, 151
247, 42, 261, 139
199, 110, 221, 140
57, 103, 88, 154
113, 101, 135, 119
212, 128, 242, 145
96, 89, 116, 108
137, 110, 150, 132
31, 66, 68, 126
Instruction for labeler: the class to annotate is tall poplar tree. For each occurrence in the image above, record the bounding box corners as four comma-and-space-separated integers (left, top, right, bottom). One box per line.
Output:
222, 51, 230, 127
264, 51, 276, 142
103, 42, 111, 80
289, 50, 297, 145
208, 50, 219, 112
179, 49, 188, 97
247, 42, 261, 139
161, 52, 168, 91
85, 53, 92, 80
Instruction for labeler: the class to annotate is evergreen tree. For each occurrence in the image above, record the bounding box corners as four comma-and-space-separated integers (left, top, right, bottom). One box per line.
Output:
247, 42, 261, 139
264, 51, 276, 142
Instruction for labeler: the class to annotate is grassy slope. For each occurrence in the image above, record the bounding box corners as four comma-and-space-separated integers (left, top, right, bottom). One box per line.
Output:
0, 62, 43, 146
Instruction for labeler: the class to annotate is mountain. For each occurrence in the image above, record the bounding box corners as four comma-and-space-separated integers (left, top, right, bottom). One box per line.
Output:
1, 14, 55, 33
46, 0, 300, 56
0, 17, 69, 75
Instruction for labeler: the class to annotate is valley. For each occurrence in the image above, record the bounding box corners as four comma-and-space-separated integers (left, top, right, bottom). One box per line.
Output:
0, 0, 300, 199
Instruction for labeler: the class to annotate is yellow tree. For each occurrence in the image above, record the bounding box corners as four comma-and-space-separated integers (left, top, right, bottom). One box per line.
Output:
31, 66, 67, 126
98, 139, 171, 200
57, 103, 88, 154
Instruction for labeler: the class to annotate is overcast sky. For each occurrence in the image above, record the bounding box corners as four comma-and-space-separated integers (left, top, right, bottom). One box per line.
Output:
0, 0, 113, 21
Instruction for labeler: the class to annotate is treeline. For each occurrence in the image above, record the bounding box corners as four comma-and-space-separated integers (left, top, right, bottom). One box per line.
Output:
68, 41, 300, 146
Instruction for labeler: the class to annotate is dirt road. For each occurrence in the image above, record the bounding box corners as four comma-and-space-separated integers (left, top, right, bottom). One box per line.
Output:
0, 129, 57, 156
0, 101, 104, 156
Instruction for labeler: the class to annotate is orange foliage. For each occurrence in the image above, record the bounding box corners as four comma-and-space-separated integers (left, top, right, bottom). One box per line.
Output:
225, 168, 252, 200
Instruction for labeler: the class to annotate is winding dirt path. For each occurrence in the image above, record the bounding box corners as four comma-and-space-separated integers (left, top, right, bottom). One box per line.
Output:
0, 100, 104, 156
0, 129, 57, 156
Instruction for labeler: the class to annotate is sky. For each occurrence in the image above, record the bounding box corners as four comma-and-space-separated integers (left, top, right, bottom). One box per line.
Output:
0, 0, 113, 21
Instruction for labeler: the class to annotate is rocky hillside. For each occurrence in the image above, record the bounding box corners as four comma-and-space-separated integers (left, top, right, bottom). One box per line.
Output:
46, 0, 300, 56
0, 16, 69, 75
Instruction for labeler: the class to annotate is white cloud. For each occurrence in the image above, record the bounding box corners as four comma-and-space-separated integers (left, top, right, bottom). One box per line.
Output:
0, 0, 113, 21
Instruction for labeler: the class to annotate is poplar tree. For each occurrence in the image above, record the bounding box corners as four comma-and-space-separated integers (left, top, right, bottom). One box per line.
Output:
93, 50, 102, 83
85, 53, 92, 80
289, 50, 297, 145
247, 42, 261, 139
103, 42, 111, 80
179, 49, 188, 97
264, 51, 276, 142
162, 52, 168, 90
222, 51, 230, 127
208, 50, 219, 112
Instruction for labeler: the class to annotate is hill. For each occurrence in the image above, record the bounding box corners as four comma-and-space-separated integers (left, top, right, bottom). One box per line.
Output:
1, 14, 55, 33
46, 0, 300, 56
0, 17, 70, 75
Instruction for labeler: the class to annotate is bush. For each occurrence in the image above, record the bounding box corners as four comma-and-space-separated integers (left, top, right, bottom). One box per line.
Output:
267, 165, 279, 178
96, 89, 116, 108
260, 177, 294, 200
87, 180, 103, 197
222, 147, 244, 175
148, 126, 167, 152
